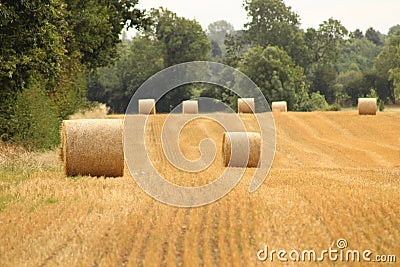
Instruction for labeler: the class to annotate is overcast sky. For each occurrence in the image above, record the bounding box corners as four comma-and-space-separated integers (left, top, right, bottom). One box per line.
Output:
134, 0, 399, 34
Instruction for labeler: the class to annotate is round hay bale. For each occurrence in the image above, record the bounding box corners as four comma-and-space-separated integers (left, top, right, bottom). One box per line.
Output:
272, 101, 287, 112
222, 132, 261, 168
182, 100, 198, 114
238, 98, 255, 113
61, 119, 124, 177
358, 98, 377, 115
139, 99, 156, 115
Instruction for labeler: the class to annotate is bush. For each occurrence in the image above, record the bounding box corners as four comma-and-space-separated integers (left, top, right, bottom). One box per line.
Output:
366, 89, 385, 111
7, 76, 61, 149
327, 103, 342, 111
295, 91, 329, 111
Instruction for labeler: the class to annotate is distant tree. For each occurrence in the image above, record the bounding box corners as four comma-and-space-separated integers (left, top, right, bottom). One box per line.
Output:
305, 18, 348, 66
337, 70, 367, 105
148, 8, 210, 67
308, 64, 340, 104
223, 31, 245, 68
207, 20, 235, 57
237, 46, 325, 111
211, 40, 222, 59
89, 8, 211, 113
352, 29, 364, 39
365, 27, 384, 46
375, 35, 400, 103
243, 0, 308, 66
388, 25, 400, 36
87, 37, 164, 113
303, 19, 347, 104
337, 38, 381, 73
142, 8, 210, 112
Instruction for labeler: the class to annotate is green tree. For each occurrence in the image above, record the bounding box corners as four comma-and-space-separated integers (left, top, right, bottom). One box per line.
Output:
87, 37, 164, 113
308, 64, 339, 104
0, 0, 149, 147
237, 46, 324, 111
305, 18, 348, 66
337, 70, 366, 105
207, 20, 235, 57
146, 8, 210, 112
223, 31, 246, 68
388, 25, 400, 37
149, 8, 210, 67
243, 0, 308, 66
352, 29, 364, 39
374, 35, 400, 103
0, 0, 67, 98
0, 0, 67, 144
337, 38, 381, 73
64, 0, 150, 69
211, 40, 222, 59
303, 19, 348, 104
365, 27, 384, 46
89, 8, 211, 113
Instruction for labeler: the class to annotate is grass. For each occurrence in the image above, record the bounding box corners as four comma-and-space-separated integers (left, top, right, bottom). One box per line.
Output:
0, 111, 399, 266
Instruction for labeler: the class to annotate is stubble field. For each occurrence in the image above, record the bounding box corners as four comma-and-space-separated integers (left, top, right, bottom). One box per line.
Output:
0, 111, 399, 266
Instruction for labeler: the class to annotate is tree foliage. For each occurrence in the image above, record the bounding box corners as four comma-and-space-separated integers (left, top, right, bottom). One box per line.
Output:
88, 8, 210, 113
148, 8, 210, 67
365, 27, 384, 46
88, 37, 164, 114
0, 0, 149, 148
374, 35, 400, 103
243, 0, 309, 66
64, 0, 149, 69
238, 46, 327, 111
337, 38, 380, 73
305, 18, 348, 66
207, 20, 235, 58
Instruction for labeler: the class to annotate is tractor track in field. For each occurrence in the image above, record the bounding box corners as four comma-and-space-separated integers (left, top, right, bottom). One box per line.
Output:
159, 208, 180, 267
119, 199, 156, 267
175, 208, 191, 266
197, 205, 208, 266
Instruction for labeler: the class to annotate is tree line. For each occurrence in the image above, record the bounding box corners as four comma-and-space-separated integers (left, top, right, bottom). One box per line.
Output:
89, 0, 400, 115
1, 0, 400, 149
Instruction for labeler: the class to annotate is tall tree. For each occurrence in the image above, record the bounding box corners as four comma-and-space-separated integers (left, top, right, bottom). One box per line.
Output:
337, 38, 381, 73
149, 8, 210, 67
144, 8, 210, 112
352, 29, 364, 39
374, 35, 400, 103
207, 20, 235, 57
87, 37, 164, 113
0, 0, 149, 146
388, 25, 400, 36
305, 18, 348, 66
243, 0, 308, 66
238, 46, 321, 111
0, 0, 67, 96
365, 27, 384, 46
64, 0, 150, 70
89, 8, 211, 113
223, 31, 245, 68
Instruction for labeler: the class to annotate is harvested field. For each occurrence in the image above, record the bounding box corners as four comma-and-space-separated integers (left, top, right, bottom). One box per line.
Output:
0, 111, 399, 266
